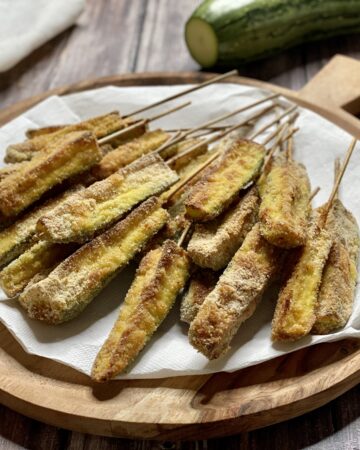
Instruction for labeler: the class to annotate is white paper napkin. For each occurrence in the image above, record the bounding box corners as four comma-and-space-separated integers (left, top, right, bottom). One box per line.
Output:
0, 0, 85, 72
0, 83, 359, 379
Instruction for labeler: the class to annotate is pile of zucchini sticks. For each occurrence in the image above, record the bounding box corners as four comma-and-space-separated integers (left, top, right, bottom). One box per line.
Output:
0, 70, 358, 382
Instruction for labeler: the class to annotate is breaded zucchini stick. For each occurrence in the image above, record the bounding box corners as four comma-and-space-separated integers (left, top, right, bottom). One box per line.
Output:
38, 154, 178, 243
92, 129, 170, 179
271, 216, 333, 341
26, 125, 67, 139
104, 122, 147, 149
0, 187, 81, 268
92, 239, 190, 381
188, 187, 260, 270
0, 131, 102, 217
185, 139, 265, 222
0, 240, 77, 297
167, 139, 208, 171
18, 197, 169, 324
5, 111, 128, 163
258, 153, 311, 248
189, 223, 280, 359
180, 269, 218, 324
0, 162, 27, 182
312, 199, 360, 334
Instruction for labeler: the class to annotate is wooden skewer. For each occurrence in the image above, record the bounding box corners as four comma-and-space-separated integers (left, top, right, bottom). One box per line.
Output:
166, 103, 276, 167
261, 120, 286, 146
334, 157, 341, 199
165, 125, 228, 133
308, 187, 321, 203
126, 70, 238, 118
190, 128, 227, 138
260, 124, 290, 176
177, 222, 193, 247
98, 101, 191, 145
155, 130, 184, 155
156, 93, 279, 156
260, 126, 299, 182
164, 150, 221, 203
249, 105, 297, 140
322, 137, 358, 225
286, 129, 294, 160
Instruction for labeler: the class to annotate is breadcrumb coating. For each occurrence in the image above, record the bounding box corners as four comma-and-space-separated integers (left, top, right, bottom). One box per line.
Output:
189, 223, 280, 359
272, 215, 332, 342
37, 153, 178, 243
92, 239, 190, 381
188, 187, 260, 270
259, 153, 311, 248
5, 112, 126, 163
180, 269, 218, 324
185, 139, 265, 222
0, 131, 102, 217
312, 199, 360, 334
19, 197, 169, 324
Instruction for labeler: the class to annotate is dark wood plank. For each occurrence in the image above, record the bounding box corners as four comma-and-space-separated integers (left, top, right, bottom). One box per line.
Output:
0, 0, 147, 109
134, 0, 200, 72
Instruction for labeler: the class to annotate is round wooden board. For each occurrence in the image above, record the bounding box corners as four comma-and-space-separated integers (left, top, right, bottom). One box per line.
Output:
1, 71, 360, 440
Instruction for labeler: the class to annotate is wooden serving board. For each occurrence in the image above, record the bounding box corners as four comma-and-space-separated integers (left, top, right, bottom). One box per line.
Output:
0, 54, 360, 440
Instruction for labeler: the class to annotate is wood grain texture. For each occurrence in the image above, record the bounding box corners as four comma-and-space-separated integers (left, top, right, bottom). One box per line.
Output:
0, 0, 360, 448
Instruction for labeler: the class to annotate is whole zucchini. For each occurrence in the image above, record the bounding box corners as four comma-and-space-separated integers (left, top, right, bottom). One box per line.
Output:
185, 0, 360, 67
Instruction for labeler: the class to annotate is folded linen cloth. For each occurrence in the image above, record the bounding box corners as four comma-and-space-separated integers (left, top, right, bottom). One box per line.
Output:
0, 0, 85, 72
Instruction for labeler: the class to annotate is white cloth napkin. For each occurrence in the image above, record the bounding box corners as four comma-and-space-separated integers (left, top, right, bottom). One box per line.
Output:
0, 0, 85, 72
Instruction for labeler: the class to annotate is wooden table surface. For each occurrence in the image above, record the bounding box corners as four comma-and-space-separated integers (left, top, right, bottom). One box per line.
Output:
1, 1, 360, 449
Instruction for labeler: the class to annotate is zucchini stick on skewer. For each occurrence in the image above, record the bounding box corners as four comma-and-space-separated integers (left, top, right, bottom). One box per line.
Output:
0, 131, 102, 218
19, 197, 169, 324
185, 139, 266, 222
272, 138, 358, 341
188, 187, 260, 270
0, 240, 77, 298
258, 134, 311, 248
0, 186, 82, 268
92, 237, 191, 382
186, 121, 297, 269
92, 129, 170, 179
38, 154, 178, 243
312, 161, 360, 334
5, 112, 128, 163
189, 223, 281, 359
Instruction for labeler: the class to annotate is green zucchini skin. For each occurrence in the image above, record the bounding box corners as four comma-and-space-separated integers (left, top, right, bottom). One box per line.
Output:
185, 0, 360, 66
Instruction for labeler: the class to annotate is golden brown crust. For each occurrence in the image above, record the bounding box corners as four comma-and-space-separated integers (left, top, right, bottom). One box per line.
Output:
0, 162, 28, 182
92, 239, 190, 381
18, 197, 169, 324
167, 139, 208, 171
271, 217, 333, 342
180, 269, 218, 324
25, 125, 67, 139
185, 139, 265, 222
92, 129, 169, 179
259, 154, 311, 248
188, 187, 260, 270
0, 131, 102, 217
189, 223, 280, 359
105, 122, 148, 149
0, 186, 82, 268
5, 112, 125, 163
312, 200, 360, 334
0, 240, 77, 297
37, 153, 178, 243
